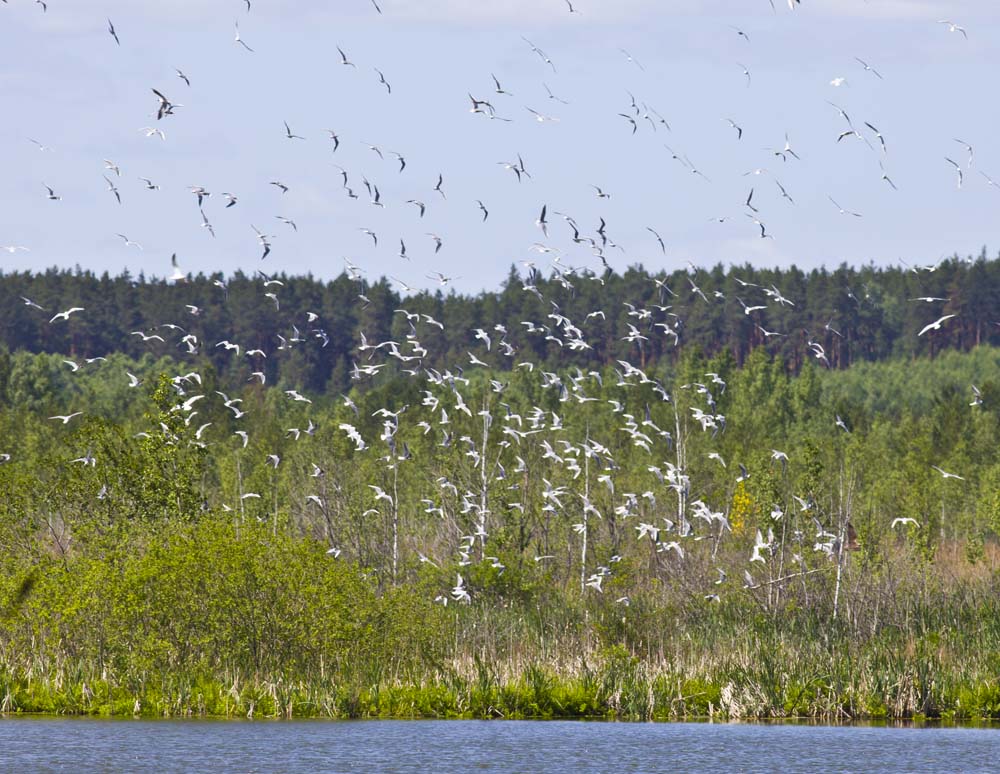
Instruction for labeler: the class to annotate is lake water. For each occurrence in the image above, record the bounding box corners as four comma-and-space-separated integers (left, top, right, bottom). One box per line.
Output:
1, 718, 998, 772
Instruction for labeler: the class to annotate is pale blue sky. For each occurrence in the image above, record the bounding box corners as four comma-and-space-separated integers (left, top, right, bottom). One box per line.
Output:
1, 0, 999, 292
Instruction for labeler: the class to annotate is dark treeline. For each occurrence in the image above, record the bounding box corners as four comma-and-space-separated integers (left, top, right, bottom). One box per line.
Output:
3, 250, 998, 395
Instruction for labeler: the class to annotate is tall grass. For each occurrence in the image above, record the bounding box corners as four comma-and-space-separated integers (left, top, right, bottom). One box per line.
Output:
4, 514, 1000, 721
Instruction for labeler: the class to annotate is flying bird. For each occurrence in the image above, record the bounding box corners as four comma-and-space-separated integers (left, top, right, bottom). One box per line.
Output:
828, 196, 862, 218
854, 57, 883, 79
918, 314, 956, 336
937, 20, 968, 39
235, 21, 254, 52
646, 227, 666, 254
337, 46, 356, 67
931, 465, 965, 481
49, 307, 84, 323
116, 234, 143, 250
536, 204, 548, 237
103, 176, 121, 204
737, 62, 751, 87
944, 157, 964, 189
49, 412, 83, 424
953, 138, 974, 168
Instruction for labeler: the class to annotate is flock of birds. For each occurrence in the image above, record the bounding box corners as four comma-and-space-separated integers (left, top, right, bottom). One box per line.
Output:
2, 0, 992, 605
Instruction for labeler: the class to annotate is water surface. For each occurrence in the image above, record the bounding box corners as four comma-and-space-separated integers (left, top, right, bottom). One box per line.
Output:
2, 718, 998, 773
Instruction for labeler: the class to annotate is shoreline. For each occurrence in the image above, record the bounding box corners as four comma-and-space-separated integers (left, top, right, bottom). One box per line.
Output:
4, 671, 1000, 723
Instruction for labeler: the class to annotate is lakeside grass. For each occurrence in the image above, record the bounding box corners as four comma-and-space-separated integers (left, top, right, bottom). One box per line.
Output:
5, 623, 1000, 722
5, 511, 1000, 724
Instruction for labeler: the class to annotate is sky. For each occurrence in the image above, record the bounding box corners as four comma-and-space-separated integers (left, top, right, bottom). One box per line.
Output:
1, 0, 999, 293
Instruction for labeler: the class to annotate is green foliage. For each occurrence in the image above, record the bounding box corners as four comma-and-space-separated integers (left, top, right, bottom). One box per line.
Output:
4, 312, 1000, 719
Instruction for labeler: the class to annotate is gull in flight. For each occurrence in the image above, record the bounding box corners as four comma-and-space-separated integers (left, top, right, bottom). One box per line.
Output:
235, 21, 254, 52
116, 234, 143, 250
854, 57, 883, 80
828, 196, 862, 218
50, 307, 84, 323
544, 83, 569, 105
646, 227, 666, 254
730, 25, 750, 42
170, 253, 186, 282
619, 48, 644, 71
938, 20, 968, 39
953, 138, 974, 168
491, 73, 513, 96
103, 176, 121, 204
931, 465, 965, 481
151, 89, 178, 120
864, 122, 887, 154
526, 106, 559, 123
737, 62, 751, 87
338, 46, 356, 68
878, 162, 898, 191
918, 314, 956, 336
891, 517, 919, 529
536, 204, 548, 237
522, 36, 557, 72
130, 330, 165, 343
49, 412, 83, 424
452, 574, 471, 603
944, 157, 964, 189
200, 210, 216, 238
427, 271, 459, 286
774, 179, 795, 204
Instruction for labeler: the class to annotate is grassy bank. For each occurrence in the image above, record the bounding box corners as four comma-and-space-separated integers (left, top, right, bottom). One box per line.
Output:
5, 635, 1000, 722
4, 518, 1000, 722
